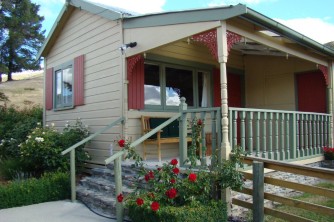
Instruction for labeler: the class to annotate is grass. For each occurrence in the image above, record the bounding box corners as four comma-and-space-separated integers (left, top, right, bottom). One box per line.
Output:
259, 182, 334, 222
0, 71, 43, 108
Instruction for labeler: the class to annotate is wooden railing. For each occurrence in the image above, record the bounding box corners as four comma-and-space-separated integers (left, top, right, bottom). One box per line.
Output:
178, 98, 222, 166
229, 108, 332, 161
61, 116, 125, 202
104, 113, 182, 222
233, 156, 334, 221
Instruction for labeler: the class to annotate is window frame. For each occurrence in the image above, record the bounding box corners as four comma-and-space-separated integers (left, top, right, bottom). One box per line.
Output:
144, 55, 214, 111
53, 60, 74, 110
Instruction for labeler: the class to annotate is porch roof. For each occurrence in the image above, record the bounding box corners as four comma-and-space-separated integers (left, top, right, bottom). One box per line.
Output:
37, 0, 334, 59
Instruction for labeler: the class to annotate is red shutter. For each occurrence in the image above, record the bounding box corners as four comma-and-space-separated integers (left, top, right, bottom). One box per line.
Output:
297, 71, 326, 113
45, 68, 53, 110
128, 56, 144, 110
228, 73, 242, 108
213, 68, 221, 107
74, 55, 84, 106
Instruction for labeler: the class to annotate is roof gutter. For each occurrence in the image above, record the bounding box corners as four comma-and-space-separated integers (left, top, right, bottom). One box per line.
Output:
240, 7, 334, 58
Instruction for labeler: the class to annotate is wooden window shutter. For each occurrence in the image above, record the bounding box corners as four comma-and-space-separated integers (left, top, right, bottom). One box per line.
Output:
45, 67, 53, 110
213, 68, 221, 107
128, 55, 144, 110
74, 55, 85, 106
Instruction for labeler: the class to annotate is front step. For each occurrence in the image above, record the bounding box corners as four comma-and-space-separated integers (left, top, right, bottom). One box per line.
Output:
76, 164, 141, 218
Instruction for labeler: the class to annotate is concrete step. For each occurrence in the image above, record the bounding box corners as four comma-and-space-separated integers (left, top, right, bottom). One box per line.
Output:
76, 186, 117, 217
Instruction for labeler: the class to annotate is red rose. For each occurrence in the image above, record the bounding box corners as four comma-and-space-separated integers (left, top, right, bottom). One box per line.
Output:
172, 167, 180, 174
151, 201, 160, 211
136, 198, 144, 206
145, 171, 154, 181
118, 139, 125, 148
170, 159, 178, 166
170, 178, 176, 184
197, 119, 203, 125
188, 173, 197, 182
165, 188, 177, 199
117, 193, 123, 202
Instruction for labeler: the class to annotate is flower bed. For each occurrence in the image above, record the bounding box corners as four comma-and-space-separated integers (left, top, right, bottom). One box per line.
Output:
127, 200, 227, 222
114, 118, 245, 222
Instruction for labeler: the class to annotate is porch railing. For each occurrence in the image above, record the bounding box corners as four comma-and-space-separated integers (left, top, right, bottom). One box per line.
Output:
229, 108, 331, 161
61, 116, 125, 202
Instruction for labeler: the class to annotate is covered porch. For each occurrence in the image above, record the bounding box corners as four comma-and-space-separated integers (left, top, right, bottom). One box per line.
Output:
123, 5, 334, 163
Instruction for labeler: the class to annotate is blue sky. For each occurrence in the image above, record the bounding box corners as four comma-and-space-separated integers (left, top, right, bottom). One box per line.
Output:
31, 0, 334, 44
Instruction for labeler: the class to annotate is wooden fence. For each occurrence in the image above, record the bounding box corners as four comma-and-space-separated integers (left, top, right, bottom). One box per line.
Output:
233, 156, 334, 222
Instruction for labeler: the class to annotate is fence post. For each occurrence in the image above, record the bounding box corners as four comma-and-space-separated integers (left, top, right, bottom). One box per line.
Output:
253, 161, 264, 222
70, 149, 76, 202
179, 97, 188, 166
114, 157, 123, 222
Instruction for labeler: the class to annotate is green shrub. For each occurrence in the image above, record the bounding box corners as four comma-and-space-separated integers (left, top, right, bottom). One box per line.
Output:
0, 171, 70, 209
0, 158, 35, 180
19, 119, 90, 176
0, 105, 42, 159
128, 200, 227, 222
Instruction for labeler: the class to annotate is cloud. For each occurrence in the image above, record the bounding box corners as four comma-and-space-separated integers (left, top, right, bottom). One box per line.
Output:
275, 17, 334, 44
87, 0, 166, 14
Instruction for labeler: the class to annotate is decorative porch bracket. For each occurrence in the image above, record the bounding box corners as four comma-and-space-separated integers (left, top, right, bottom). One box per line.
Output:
319, 64, 329, 85
127, 54, 143, 78
191, 29, 242, 60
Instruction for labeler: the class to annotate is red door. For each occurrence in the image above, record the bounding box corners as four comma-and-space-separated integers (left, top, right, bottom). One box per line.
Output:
296, 71, 326, 113
213, 69, 243, 108
213, 69, 243, 145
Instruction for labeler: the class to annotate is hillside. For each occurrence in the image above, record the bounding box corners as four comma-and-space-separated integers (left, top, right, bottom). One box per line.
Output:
0, 71, 44, 109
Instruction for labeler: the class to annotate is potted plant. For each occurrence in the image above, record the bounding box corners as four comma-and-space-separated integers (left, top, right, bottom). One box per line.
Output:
322, 147, 334, 168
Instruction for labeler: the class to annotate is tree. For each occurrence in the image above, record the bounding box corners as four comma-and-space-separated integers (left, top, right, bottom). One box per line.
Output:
0, 0, 45, 82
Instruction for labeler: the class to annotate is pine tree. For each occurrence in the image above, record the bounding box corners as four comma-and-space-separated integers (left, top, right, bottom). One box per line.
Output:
0, 0, 45, 82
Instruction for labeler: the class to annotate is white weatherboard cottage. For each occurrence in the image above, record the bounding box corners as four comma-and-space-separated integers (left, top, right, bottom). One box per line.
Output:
38, 0, 334, 169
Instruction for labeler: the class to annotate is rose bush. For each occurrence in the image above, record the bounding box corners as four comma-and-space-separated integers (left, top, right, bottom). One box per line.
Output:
114, 118, 245, 222
114, 144, 245, 221
323, 147, 334, 160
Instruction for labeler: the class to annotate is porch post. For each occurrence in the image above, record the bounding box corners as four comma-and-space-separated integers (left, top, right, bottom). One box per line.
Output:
217, 22, 231, 160
330, 61, 334, 147
217, 22, 232, 214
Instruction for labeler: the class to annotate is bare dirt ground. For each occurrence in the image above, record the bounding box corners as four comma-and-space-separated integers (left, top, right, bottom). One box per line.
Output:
0, 71, 43, 109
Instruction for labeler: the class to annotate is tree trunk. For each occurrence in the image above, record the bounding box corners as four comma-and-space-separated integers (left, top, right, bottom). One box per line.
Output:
7, 71, 13, 81
0, 74, 2, 83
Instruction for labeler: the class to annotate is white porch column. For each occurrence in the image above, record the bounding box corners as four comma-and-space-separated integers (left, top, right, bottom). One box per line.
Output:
217, 22, 232, 215
217, 22, 231, 160
330, 61, 334, 147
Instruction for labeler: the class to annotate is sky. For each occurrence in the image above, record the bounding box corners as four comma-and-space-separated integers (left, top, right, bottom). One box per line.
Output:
31, 0, 334, 44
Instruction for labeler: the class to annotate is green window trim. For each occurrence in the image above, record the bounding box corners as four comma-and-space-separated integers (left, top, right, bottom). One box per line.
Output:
53, 60, 74, 110
144, 55, 214, 111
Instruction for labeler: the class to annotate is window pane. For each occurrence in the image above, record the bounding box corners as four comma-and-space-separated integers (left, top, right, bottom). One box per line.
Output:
55, 70, 62, 107
198, 71, 211, 107
165, 67, 193, 106
144, 64, 161, 105
62, 67, 73, 106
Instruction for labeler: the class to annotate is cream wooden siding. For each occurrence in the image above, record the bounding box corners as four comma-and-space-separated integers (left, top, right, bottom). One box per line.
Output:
148, 40, 244, 70
45, 9, 123, 166
244, 55, 317, 110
